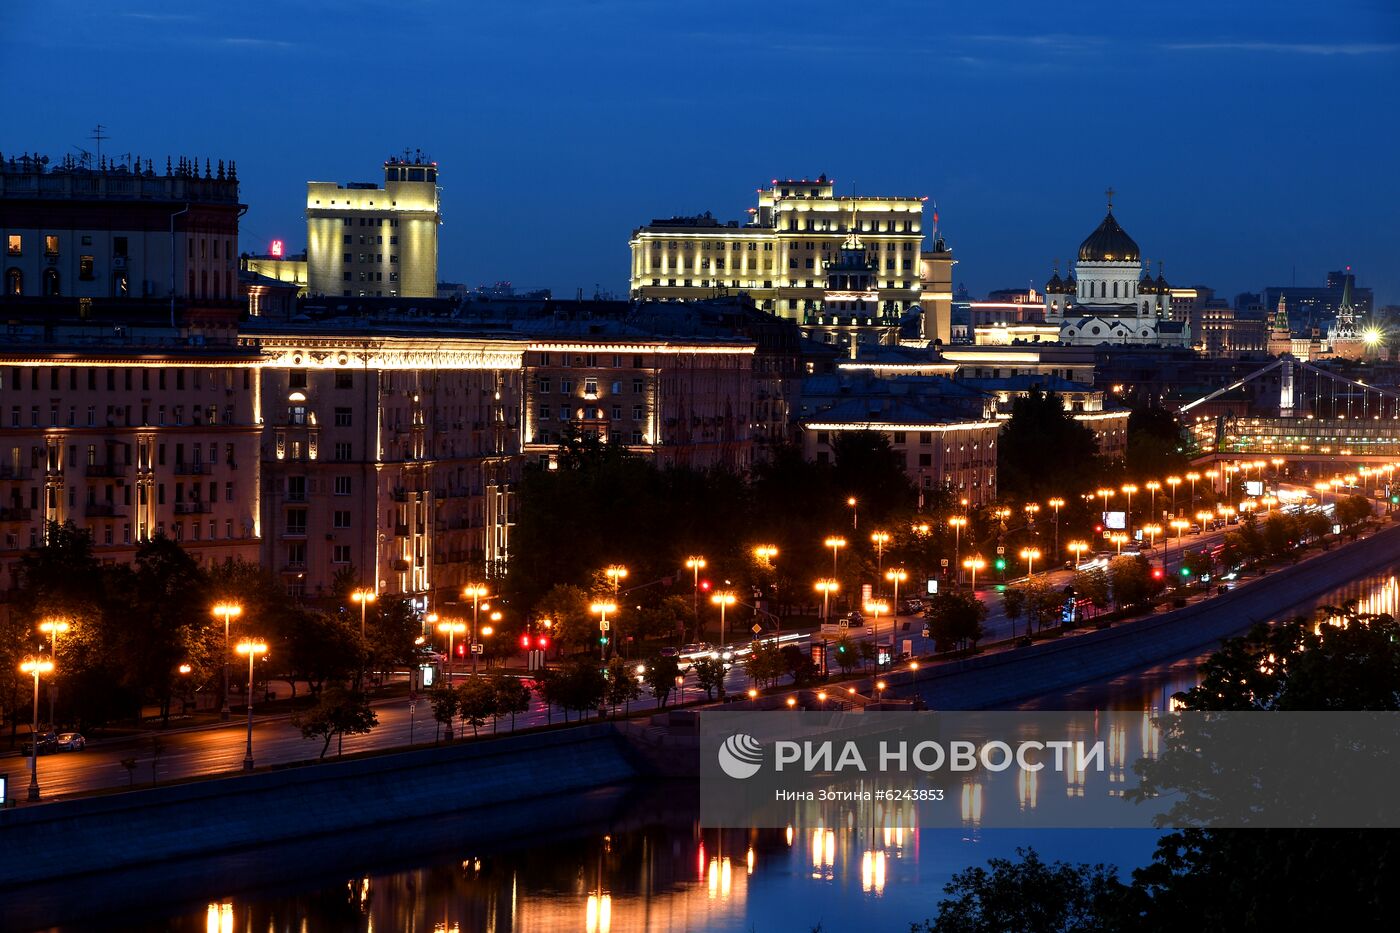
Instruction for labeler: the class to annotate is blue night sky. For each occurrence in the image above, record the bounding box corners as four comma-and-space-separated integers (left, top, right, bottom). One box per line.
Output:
3, 1, 1398, 303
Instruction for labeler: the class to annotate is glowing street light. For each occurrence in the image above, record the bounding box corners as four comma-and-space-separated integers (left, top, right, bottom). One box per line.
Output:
962, 555, 986, 590
437, 619, 466, 683
1185, 472, 1201, 510
234, 639, 268, 772
20, 656, 54, 800
847, 496, 859, 530
605, 564, 629, 597
885, 567, 907, 611
815, 579, 839, 622
824, 535, 847, 576
686, 555, 707, 625
1110, 532, 1129, 555
463, 584, 489, 675
211, 602, 242, 722
1143, 524, 1163, 549
1096, 488, 1115, 516
752, 545, 778, 563
711, 591, 737, 652
1020, 547, 1041, 578
870, 530, 891, 580
590, 601, 617, 660
1144, 481, 1160, 520
1067, 541, 1089, 567
948, 516, 968, 582
37, 618, 70, 729
1046, 497, 1065, 555
1170, 519, 1191, 567
865, 599, 889, 643
1120, 484, 1138, 531
351, 588, 376, 640
1165, 475, 1182, 516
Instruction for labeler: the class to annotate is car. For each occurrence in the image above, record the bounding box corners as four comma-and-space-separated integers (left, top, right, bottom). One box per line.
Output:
679, 643, 713, 657
899, 598, 924, 616
21, 731, 57, 756
55, 732, 85, 752
842, 611, 865, 625
1189, 523, 1202, 534
657, 646, 679, 658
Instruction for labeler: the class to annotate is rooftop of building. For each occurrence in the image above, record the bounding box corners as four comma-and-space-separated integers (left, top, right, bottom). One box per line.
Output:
0, 153, 240, 202
802, 396, 994, 428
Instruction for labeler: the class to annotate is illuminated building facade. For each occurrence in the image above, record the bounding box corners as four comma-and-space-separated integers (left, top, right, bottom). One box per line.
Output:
2, 153, 243, 307
919, 235, 955, 346
249, 327, 524, 603
0, 333, 263, 577
628, 176, 925, 348
306, 155, 440, 299
521, 330, 756, 472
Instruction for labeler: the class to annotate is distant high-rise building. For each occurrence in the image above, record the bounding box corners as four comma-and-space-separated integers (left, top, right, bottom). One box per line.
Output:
306, 154, 440, 299
1262, 269, 1373, 332
628, 175, 926, 349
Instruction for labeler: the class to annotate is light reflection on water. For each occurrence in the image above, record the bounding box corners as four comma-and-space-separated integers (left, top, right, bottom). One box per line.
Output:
60, 570, 1400, 933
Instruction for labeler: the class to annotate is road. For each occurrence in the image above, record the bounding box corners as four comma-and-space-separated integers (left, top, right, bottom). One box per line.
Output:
0, 519, 1264, 804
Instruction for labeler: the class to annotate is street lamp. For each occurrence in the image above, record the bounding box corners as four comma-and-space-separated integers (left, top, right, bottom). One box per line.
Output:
211, 602, 242, 722
351, 588, 376, 640
1096, 488, 1115, 517
1110, 532, 1129, 555
1195, 510, 1214, 531
1314, 480, 1332, 509
234, 639, 268, 772
847, 496, 858, 530
1165, 476, 1181, 516
605, 564, 629, 598
37, 618, 69, 729
1170, 519, 1190, 566
864, 600, 889, 644
885, 567, 907, 611
815, 579, 839, 622
1143, 524, 1163, 550
1067, 541, 1089, 568
20, 657, 53, 800
1205, 469, 1220, 496
1047, 497, 1065, 555
870, 531, 890, 582
753, 545, 778, 563
711, 591, 737, 653
1120, 484, 1138, 531
1019, 547, 1041, 578
947, 516, 967, 582
463, 584, 489, 675
437, 619, 467, 682
1270, 457, 1285, 478
824, 535, 847, 576
686, 555, 707, 630
590, 601, 617, 660
962, 556, 985, 591
1144, 482, 1160, 521
1185, 472, 1201, 510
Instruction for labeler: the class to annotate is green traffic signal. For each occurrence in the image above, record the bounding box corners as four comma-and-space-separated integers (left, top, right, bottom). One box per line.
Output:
1180, 567, 1192, 577
994, 558, 1007, 570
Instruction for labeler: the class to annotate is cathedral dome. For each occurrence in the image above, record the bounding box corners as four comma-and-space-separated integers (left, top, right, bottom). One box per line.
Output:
1045, 271, 1064, 294
1138, 269, 1156, 295
1078, 211, 1140, 263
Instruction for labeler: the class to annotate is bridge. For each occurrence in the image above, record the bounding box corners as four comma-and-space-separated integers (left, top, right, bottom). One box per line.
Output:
1179, 356, 1400, 467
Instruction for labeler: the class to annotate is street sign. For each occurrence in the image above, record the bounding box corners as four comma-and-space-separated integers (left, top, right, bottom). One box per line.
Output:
820, 623, 845, 636
599, 620, 610, 631
939, 558, 949, 568
471, 643, 484, 654
865, 626, 875, 635
996, 546, 1005, 555
751, 623, 762, 635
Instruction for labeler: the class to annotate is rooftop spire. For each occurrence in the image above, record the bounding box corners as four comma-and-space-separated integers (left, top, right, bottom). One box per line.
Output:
1105, 186, 1115, 211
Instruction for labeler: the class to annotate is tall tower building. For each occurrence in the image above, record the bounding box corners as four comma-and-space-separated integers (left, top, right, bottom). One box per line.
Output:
306, 154, 440, 298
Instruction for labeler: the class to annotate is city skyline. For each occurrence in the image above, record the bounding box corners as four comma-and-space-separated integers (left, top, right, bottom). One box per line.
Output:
2, 0, 1397, 304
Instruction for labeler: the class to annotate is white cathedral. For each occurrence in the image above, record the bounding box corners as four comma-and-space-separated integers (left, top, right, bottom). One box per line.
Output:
1043, 194, 1191, 348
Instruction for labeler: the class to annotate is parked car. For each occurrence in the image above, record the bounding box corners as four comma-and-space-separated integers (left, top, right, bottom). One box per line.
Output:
55, 732, 85, 752
842, 610, 865, 625
21, 731, 57, 756
899, 598, 924, 616
1189, 523, 1202, 534
657, 646, 679, 658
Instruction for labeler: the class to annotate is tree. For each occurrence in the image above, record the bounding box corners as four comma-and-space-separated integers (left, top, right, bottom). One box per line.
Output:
642, 655, 681, 708
925, 592, 988, 652
780, 644, 819, 686
1334, 495, 1373, 537
292, 687, 378, 758
276, 609, 360, 696
1177, 549, 1213, 583
490, 672, 532, 730
693, 656, 727, 700
1071, 568, 1110, 611
1109, 554, 1158, 607
830, 430, 916, 520
532, 584, 592, 653
1261, 511, 1295, 559
365, 596, 421, 682
604, 658, 642, 716
830, 635, 859, 673
997, 390, 1102, 502
911, 847, 1135, 933
1125, 405, 1189, 480
745, 642, 787, 688
429, 683, 459, 740
456, 677, 496, 736
548, 659, 607, 720
1016, 577, 1066, 634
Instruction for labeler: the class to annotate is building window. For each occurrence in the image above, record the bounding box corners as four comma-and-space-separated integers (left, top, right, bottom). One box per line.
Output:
632, 378, 644, 393
538, 404, 550, 420
632, 405, 643, 419
285, 508, 308, 535
6, 235, 20, 256
334, 407, 352, 427
42, 269, 59, 297
334, 475, 352, 496
79, 256, 95, 280
333, 545, 352, 564
333, 442, 352, 461
335, 370, 353, 389
4, 268, 19, 296
333, 510, 352, 529
44, 235, 59, 257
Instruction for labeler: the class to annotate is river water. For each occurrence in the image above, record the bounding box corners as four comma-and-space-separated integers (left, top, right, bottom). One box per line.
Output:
33, 570, 1400, 933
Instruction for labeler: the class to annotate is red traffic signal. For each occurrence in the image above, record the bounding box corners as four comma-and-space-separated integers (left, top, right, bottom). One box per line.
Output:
1151, 567, 1164, 579
456, 643, 466, 657
699, 579, 712, 592
520, 634, 531, 650
537, 634, 551, 650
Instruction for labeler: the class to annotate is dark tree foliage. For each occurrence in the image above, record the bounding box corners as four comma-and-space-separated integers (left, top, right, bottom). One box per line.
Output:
997, 390, 1102, 502
1124, 405, 1189, 477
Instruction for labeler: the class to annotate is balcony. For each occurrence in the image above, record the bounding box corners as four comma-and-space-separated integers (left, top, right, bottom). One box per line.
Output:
175, 502, 212, 515
0, 506, 32, 522
175, 462, 211, 475
85, 502, 122, 518
282, 525, 308, 538
85, 462, 128, 478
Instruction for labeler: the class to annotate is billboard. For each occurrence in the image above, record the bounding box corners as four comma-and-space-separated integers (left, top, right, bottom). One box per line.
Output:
1103, 511, 1126, 530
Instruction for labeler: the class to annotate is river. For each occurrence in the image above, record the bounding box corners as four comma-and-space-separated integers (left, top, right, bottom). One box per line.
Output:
23, 568, 1400, 933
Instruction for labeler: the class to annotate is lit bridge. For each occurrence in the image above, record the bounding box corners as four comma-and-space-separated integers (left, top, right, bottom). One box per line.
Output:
1180, 356, 1400, 466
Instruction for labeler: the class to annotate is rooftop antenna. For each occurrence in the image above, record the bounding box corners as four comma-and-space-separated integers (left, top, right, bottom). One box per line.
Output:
90, 124, 109, 163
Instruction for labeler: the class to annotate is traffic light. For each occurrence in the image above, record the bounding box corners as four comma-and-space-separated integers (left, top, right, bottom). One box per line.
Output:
456, 642, 466, 657
520, 634, 531, 650
994, 557, 1007, 571
1180, 566, 1192, 578
1152, 567, 1164, 580
1390, 494, 1398, 504
700, 579, 712, 592
599, 635, 610, 645
537, 634, 551, 650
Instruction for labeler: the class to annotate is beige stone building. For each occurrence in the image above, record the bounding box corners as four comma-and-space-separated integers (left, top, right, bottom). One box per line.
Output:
247, 326, 525, 604
628, 176, 925, 347
306, 156, 439, 299
0, 336, 263, 579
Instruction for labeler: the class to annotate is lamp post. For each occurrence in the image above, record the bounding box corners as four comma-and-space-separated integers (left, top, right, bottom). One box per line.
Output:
865, 600, 889, 645
824, 536, 847, 577
1170, 519, 1190, 568
37, 618, 69, 729
815, 579, 839, 622
463, 584, 489, 675
590, 601, 617, 660
962, 556, 985, 591
1120, 484, 1138, 532
1047, 497, 1065, 555
1096, 487, 1115, 518
1196, 510, 1214, 533
351, 588, 376, 641
870, 531, 890, 583
753, 545, 778, 564
1186, 471, 1201, 511
1144, 482, 1160, 522
711, 591, 736, 653
1020, 547, 1041, 579
1165, 476, 1181, 517
947, 516, 967, 583
235, 639, 267, 772
1067, 540, 1089, 568
847, 496, 858, 530
20, 657, 53, 801
885, 568, 907, 613
1023, 502, 1041, 530
1111, 532, 1128, 555
1143, 524, 1163, 551
211, 602, 242, 721
437, 620, 466, 683
605, 564, 628, 599
686, 555, 706, 635
1205, 469, 1219, 498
